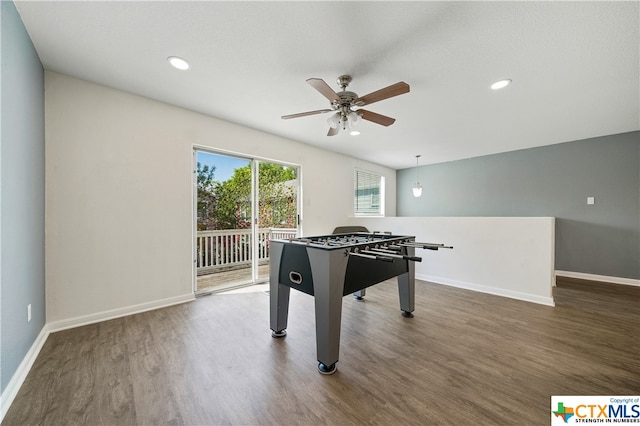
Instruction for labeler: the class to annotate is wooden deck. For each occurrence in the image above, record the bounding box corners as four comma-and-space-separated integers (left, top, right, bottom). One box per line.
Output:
196, 264, 270, 292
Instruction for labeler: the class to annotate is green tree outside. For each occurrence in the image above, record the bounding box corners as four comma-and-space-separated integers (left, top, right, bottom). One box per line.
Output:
196, 162, 217, 231
197, 162, 296, 231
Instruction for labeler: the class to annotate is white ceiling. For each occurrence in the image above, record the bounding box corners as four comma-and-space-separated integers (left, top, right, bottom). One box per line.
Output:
15, 1, 640, 170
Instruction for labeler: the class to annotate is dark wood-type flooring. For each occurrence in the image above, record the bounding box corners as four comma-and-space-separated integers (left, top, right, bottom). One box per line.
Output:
3, 278, 639, 425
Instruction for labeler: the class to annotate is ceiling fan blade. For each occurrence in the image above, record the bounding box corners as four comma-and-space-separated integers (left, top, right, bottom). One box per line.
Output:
327, 127, 339, 136
306, 78, 341, 103
354, 82, 410, 106
281, 109, 333, 119
359, 109, 396, 127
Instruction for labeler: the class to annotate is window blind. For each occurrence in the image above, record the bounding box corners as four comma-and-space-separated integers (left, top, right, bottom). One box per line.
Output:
354, 170, 384, 216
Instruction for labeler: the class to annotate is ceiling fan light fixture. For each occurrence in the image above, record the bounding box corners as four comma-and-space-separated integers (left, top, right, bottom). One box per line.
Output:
490, 79, 511, 90
167, 56, 190, 70
347, 111, 361, 135
348, 111, 361, 126
327, 112, 341, 129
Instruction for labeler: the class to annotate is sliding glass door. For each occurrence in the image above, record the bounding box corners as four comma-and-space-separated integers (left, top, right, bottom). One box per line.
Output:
194, 150, 299, 293
255, 160, 298, 281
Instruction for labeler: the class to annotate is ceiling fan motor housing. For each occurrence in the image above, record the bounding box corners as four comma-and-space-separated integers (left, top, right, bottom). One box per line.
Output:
337, 91, 358, 106
335, 75, 360, 108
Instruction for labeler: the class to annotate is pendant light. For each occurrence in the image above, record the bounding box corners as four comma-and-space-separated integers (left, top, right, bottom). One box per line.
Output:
412, 155, 423, 198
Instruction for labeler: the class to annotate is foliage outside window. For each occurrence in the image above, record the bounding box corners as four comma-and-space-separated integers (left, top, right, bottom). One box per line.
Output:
197, 162, 297, 231
354, 169, 384, 216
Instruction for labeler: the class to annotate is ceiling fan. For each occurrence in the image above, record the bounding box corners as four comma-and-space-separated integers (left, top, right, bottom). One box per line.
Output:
282, 75, 410, 136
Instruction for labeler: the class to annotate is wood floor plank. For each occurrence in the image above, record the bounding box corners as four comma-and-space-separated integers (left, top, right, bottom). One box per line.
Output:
123, 312, 184, 425
3, 279, 639, 425
92, 319, 136, 425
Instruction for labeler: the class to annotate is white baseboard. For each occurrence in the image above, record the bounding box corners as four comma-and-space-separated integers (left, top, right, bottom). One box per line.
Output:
47, 293, 195, 332
1, 324, 51, 422
555, 270, 640, 287
416, 274, 556, 307
1, 292, 195, 423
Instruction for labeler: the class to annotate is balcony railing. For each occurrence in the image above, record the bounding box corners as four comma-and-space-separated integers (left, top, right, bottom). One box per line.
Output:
196, 227, 297, 275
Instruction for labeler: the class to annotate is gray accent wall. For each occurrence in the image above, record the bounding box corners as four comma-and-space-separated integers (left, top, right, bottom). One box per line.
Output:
1, 1, 46, 393
397, 132, 640, 280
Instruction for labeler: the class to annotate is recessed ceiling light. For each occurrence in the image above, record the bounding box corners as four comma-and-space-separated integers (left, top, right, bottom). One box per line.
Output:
490, 79, 511, 90
167, 56, 190, 70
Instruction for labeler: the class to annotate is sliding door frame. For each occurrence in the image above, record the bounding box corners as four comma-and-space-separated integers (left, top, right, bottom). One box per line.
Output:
192, 145, 302, 294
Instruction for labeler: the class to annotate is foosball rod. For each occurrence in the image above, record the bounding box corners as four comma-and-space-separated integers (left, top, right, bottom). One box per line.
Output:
361, 249, 422, 262
348, 252, 394, 262
391, 242, 453, 250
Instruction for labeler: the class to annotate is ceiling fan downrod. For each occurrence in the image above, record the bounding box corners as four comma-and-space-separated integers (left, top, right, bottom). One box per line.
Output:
337, 75, 352, 91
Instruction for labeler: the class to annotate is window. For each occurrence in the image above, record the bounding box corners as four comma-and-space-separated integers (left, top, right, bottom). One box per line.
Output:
354, 169, 384, 216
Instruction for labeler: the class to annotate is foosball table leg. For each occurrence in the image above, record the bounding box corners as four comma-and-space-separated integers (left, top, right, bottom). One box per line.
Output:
270, 283, 291, 338
309, 249, 348, 375
270, 243, 291, 338
397, 269, 415, 318
353, 288, 366, 300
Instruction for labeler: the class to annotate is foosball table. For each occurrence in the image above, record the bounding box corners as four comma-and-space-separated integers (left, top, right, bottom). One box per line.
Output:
269, 232, 452, 374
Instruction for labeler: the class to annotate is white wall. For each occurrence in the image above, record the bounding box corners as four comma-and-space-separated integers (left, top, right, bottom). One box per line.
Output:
45, 71, 396, 324
347, 216, 555, 305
